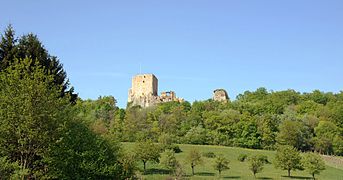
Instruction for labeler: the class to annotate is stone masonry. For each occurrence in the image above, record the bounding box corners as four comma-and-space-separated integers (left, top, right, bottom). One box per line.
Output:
128, 74, 183, 107
213, 89, 229, 102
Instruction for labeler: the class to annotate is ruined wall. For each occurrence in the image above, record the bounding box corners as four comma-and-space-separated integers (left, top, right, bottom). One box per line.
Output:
160, 91, 184, 103
213, 89, 229, 102
128, 74, 183, 107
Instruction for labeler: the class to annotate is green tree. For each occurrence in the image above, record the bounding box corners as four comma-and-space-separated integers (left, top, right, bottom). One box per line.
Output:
313, 121, 339, 154
118, 152, 137, 179
186, 149, 203, 176
161, 149, 179, 175
135, 140, 161, 172
248, 155, 264, 178
184, 125, 207, 145
302, 153, 325, 179
274, 145, 303, 177
0, 58, 70, 178
46, 119, 124, 179
333, 135, 343, 156
276, 119, 312, 151
315, 121, 339, 140
0, 26, 77, 103
0, 25, 17, 70
213, 155, 230, 177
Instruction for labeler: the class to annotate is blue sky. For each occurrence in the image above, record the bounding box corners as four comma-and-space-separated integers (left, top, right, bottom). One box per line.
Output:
1, 0, 342, 107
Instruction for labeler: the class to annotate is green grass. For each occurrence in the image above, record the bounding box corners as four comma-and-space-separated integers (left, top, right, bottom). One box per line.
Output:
122, 143, 343, 180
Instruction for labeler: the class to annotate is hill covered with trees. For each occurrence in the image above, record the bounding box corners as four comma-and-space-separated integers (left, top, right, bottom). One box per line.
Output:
79, 88, 343, 156
1, 25, 342, 179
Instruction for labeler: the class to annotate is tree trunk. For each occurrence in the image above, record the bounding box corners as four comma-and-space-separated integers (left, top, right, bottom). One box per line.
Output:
192, 165, 194, 176
219, 170, 221, 177
313, 173, 315, 180
288, 169, 291, 177
143, 161, 146, 173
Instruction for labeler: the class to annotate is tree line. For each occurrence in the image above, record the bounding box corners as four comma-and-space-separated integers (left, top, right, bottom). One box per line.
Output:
79, 89, 343, 156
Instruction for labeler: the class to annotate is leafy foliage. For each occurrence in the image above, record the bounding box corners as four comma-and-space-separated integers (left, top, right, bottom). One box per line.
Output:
93, 87, 343, 156
0, 25, 77, 103
46, 119, 124, 179
135, 140, 161, 172
248, 155, 264, 178
160, 149, 180, 175
302, 153, 326, 179
203, 151, 216, 158
238, 154, 248, 162
213, 155, 230, 176
274, 145, 303, 177
186, 149, 203, 176
0, 58, 69, 178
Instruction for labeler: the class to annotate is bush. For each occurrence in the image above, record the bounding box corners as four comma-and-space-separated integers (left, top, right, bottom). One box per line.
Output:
167, 144, 182, 153
203, 151, 216, 158
258, 155, 270, 164
238, 154, 248, 162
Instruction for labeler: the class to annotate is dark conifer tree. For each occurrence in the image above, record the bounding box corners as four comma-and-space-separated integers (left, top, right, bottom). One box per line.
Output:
0, 25, 17, 70
0, 25, 77, 103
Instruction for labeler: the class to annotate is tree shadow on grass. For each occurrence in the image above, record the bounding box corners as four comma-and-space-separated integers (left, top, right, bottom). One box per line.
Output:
281, 175, 313, 179
144, 168, 171, 175
196, 172, 216, 176
223, 176, 241, 179
257, 177, 273, 180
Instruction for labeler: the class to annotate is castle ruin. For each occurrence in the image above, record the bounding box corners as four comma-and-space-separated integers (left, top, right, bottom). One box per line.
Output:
213, 89, 229, 102
128, 74, 184, 107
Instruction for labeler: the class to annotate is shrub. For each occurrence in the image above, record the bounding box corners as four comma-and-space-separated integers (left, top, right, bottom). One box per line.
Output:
238, 154, 248, 162
203, 151, 216, 158
258, 155, 270, 164
167, 144, 182, 153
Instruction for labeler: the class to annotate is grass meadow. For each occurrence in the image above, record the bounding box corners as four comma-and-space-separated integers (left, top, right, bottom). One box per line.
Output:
123, 143, 343, 180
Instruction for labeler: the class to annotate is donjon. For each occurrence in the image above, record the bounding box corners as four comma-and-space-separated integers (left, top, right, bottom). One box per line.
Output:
128, 74, 183, 107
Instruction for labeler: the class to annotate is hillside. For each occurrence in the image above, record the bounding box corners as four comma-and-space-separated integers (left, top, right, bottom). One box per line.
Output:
123, 143, 343, 180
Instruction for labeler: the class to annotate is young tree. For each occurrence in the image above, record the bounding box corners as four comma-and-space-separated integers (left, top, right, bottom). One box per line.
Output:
0, 58, 70, 178
135, 140, 161, 172
213, 155, 230, 177
161, 149, 179, 175
186, 149, 203, 176
274, 145, 303, 177
248, 155, 264, 178
118, 152, 137, 179
302, 153, 325, 179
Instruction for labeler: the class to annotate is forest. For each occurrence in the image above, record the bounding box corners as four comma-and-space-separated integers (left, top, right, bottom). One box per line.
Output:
0, 26, 342, 179
81, 87, 343, 156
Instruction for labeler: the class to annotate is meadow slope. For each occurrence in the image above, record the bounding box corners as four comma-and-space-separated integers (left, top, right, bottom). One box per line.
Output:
123, 143, 343, 180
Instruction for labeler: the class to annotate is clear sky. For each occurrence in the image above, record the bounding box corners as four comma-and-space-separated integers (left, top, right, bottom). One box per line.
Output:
1, 0, 342, 107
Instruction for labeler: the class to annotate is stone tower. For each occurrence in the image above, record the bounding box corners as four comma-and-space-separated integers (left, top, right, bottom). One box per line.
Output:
128, 74, 159, 107
213, 89, 229, 102
128, 74, 184, 107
